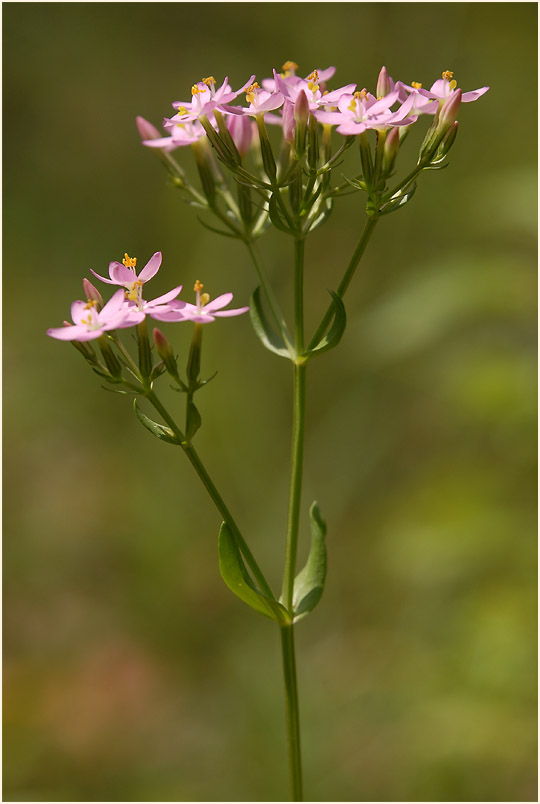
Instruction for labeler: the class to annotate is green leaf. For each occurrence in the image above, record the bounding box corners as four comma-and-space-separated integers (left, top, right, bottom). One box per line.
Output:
306, 291, 346, 358
185, 400, 202, 441
293, 502, 327, 622
340, 174, 366, 192
379, 182, 417, 216
133, 399, 181, 445
268, 192, 296, 235
249, 286, 292, 359
218, 522, 288, 622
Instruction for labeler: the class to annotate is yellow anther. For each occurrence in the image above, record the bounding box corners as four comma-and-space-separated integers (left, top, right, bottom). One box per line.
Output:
200, 293, 210, 307
449, 79, 457, 90
245, 82, 260, 103
83, 300, 98, 310
123, 253, 137, 268
191, 84, 201, 95
442, 70, 454, 81
176, 106, 188, 115
203, 76, 216, 86
354, 90, 368, 101
411, 81, 422, 89
307, 70, 319, 83
377, 96, 383, 101
194, 279, 204, 293
282, 60, 298, 73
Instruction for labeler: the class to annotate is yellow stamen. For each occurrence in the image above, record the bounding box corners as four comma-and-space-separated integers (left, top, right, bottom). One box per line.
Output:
449, 79, 457, 91
176, 106, 188, 115
307, 70, 319, 83
411, 81, 422, 89
203, 76, 215, 86
200, 293, 210, 307
442, 70, 454, 82
354, 90, 368, 100
194, 280, 204, 293
245, 82, 260, 103
83, 300, 98, 310
122, 253, 137, 268
126, 279, 143, 302
191, 84, 201, 95
282, 60, 298, 73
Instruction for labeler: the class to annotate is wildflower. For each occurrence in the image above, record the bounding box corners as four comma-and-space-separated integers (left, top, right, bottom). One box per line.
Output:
159, 280, 249, 324
314, 90, 417, 135
226, 113, 254, 156
141, 117, 207, 151
91, 251, 162, 296
275, 68, 356, 111
399, 69, 489, 107
236, 81, 284, 117
167, 76, 254, 125
47, 289, 138, 341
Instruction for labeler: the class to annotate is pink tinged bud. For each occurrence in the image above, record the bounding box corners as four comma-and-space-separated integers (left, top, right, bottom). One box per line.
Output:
376, 66, 391, 98
438, 89, 462, 132
136, 115, 162, 141
83, 278, 103, 309
153, 328, 179, 378
294, 90, 310, 127
226, 113, 253, 156
384, 126, 400, 163
282, 100, 296, 143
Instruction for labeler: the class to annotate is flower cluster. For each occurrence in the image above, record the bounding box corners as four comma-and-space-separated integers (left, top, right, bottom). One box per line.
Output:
47, 252, 248, 342
138, 63, 488, 152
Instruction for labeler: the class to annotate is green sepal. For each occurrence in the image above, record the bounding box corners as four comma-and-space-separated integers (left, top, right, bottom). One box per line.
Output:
185, 400, 202, 441
292, 502, 327, 622
268, 192, 295, 235
133, 399, 181, 445
341, 174, 367, 192
305, 291, 346, 358
379, 182, 417, 215
218, 522, 289, 623
249, 286, 292, 359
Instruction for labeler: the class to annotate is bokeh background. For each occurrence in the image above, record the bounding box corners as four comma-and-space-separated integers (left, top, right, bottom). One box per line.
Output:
3, 3, 537, 801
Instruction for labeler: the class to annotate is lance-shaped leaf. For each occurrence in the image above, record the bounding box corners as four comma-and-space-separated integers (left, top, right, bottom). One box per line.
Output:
133, 399, 182, 445
268, 192, 297, 235
218, 522, 289, 623
379, 182, 417, 216
306, 291, 346, 358
249, 286, 292, 359
185, 400, 202, 441
292, 502, 327, 622
196, 216, 241, 239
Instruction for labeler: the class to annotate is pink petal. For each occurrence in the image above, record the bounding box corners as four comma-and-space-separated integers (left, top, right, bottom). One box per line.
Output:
71, 300, 87, 325
212, 307, 250, 317
101, 288, 129, 317
462, 86, 490, 102
47, 324, 90, 341
90, 268, 117, 285
138, 251, 162, 283
204, 292, 234, 312
145, 284, 183, 307
109, 262, 137, 286
336, 121, 367, 135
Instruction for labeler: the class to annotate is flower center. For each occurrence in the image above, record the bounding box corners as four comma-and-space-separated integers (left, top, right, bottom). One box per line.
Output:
442, 70, 457, 90
83, 299, 98, 310
306, 70, 319, 95
194, 280, 210, 311
126, 279, 144, 306
123, 253, 137, 269
411, 81, 423, 89
245, 82, 260, 104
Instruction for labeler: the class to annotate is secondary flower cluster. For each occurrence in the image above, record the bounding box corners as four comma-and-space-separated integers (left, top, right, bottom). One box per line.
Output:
47, 252, 248, 341
138, 63, 489, 152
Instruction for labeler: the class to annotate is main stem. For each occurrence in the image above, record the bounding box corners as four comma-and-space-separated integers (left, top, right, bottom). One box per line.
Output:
280, 237, 307, 801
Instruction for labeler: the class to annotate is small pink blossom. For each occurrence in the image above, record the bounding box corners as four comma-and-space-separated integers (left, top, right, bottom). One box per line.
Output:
314, 89, 417, 135
231, 80, 284, 117
91, 251, 162, 298
275, 69, 356, 112
159, 280, 249, 324
140, 116, 206, 151
398, 70, 489, 109
167, 75, 254, 124
47, 289, 139, 342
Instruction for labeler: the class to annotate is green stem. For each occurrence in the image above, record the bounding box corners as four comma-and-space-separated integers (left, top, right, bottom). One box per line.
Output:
293, 239, 305, 356
146, 389, 274, 600
281, 362, 307, 610
280, 624, 303, 801
308, 215, 379, 350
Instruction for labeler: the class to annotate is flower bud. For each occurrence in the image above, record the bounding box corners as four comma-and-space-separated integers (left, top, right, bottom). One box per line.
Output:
376, 66, 391, 98
83, 278, 103, 310
227, 114, 253, 157
136, 116, 162, 142
438, 89, 462, 134
438, 120, 459, 157
383, 126, 400, 172
192, 139, 216, 204
153, 328, 179, 378
186, 323, 203, 386
293, 90, 310, 156
98, 336, 122, 378
281, 100, 296, 144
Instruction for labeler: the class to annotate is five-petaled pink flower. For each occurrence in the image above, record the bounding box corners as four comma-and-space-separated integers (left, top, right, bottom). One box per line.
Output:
167, 75, 254, 125
398, 69, 489, 110
160, 280, 249, 324
47, 288, 139, 341
314, 89, 417, 135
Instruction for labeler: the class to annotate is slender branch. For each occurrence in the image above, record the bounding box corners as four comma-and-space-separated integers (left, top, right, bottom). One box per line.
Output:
308, 215, 379, 350
245, 240, 293, 348
293, 239, 305, 355
146, 389, 274, 599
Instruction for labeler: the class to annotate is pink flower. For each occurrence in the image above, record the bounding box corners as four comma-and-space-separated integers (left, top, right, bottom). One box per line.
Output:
167, 75, 254, 124
47, 289, 139, 342
139, 116, 206, 151
159, 280, 249, 324
127, 286, 185, 322
232, 80, 284, 117
399, 70, 489, 108
226, 113, 254, 155
314, 89, 417, 135
275, 68, 356, 112
91, 251, 162, 299
262, 62, 336, 93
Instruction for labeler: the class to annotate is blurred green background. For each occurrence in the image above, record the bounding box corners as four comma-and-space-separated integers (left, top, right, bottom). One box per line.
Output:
3, 3, 537, 801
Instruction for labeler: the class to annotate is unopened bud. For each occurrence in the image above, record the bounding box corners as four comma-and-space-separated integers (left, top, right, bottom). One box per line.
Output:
186, 323, 203, 386
383, 126, 400, 172
376, 66, 391, 98
282, 100, 296, 144
437, 120, 459, 159
98, 336, 122, 378
192, 139, 216, 204
227, 114, 253, 157
153, 328, 179, 378
293, 90, 310, 156
83, 278, 103, 310
136, 115, 162, 142
438, 89, 462, 133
